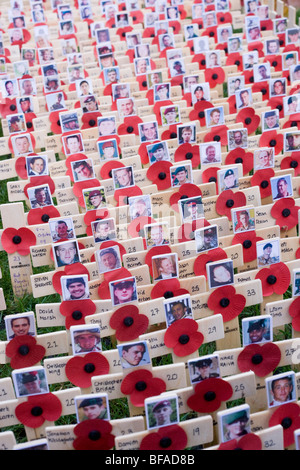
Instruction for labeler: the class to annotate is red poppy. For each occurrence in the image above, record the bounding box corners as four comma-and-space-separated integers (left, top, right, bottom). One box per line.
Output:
225, 148, 253, 176
142, 27, 155, 39
218, 434, 262, 450
201, 26, 218, 43
140, 425, 188, 451
146, 161, 172, 190
161, 124, 179, 141
116, 26, 133, 40
118, 116, 143, 136
24, 175, 56, 197
169, 183, 202, 212
14, 156, 28, 179
237, 342, 281, 378
248, 40, 264, 57
207, 285, 246, 323
114, 185, 143, 207
193, 247, 228, 279
24, 112, 37, 131
250, 168, 275, 199
204, 67, 226, 87
216, 190, 247, 220
15, 393, 62, 429
189, 100, 214, 127
282, 119, 300, 130
242, 69, 254, 85
267, 96, 284, 119
99, 160, 124, 180
109, 305, 149, 341
65, 352, 110, 388
232, 226, 263, 260
202, 166, 220, 193
52, 263, 90, 296
259, 129, 283, 155
204, 125, 228, 147
81, 111, 102, 129
27, 205, 60, 226
264, 54, 282, 72
187, 377, 233, 413
130, 10, 144, 24
236, 108, 260, 135
255, 262, 291, 297
227, 94, 237, 114
164, 318, 204, 357
97, 267, 132, 300
170, 75, 183, 88
288, 297, 300, 331
150, 278, 189, 300
59, 299, 96, 329
137, 74, 152, 91
268, 403, 300, 448
120, 369, 166, 407
0, 98, 18, 119
177, 218, 210, 243
84, 208, 110, 236
252, 81, 269, 101
73, 419, 115, 450
49, 110, 64, 134
127, 215, 156, 239
270, 198, 300, 230
226, 52, 243, 71
1, 227, 36, 256
174, 143, 200, 169
5, 335, 46, 370
191, 53, 207, 70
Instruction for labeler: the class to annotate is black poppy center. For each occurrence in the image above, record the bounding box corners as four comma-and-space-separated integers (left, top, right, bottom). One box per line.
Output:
160, 437, 172, 448
31, 406, 43, 417
226, 199, 234, 208
198, 111, 205, 119
127, 126, 134, 133
260, 180, 269, 189
276, 105, 283, 112
251, 354, 263, 365
180, 195, 188, 200
18, 345, 30, 356
243, 240, 252, 249
267, 275, 277, 285
235, 157, 243, 164
282, 208, 291, 218
291, 160, 298, 168
12, 235, 22, 245
142, 81, 147, 88
281, 417, 292, 429
89, 430, 101, 441
135, 380, 147, 391
41, 214, 50, 222
164, 291, 174, 299
185, 152, 193, 160
158, 172, 166, 180
72, 310, 83, 320
170, 132, 177, 139
212, 74, 218, 81
235, 60, 240, 66
272, 61, 278, 67
269, 139, 277, 147
213, 135, 221, 142
108, 170, 112, 178
89, 119, 96, 126
209, 177, 217, 183
57, 120, 61, 126
179, 334, 190, 345
123, 316, 134, 327
201, 59, 206, 66
84, 363, 96, 373
220, 297, 230, 308
204, 391, 216, 402
10, 104, 16, 111
245, 118, 252, 125
27, 122, 33, 129
209, 32, 215, 38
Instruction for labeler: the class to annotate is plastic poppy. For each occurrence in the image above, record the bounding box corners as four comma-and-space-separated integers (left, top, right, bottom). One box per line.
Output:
59, 299, 96, 329
218, 434, 262, 450
5, 335, 46, 370
288, 297, 300, 331
250, 168, 275, 199
237, 342, 281, 378
177, 218, 210, 243
226, 52, 243, 72
204, 67, 226, 87
207, 285, 246, 323
73, 419, 115, 450
227, 94, 237, 114
140, 425, 188, 451
242, 69, 254, 85
204, 124, 228, 147
49, 110, 64, 134
117, 116, 143, 136
201, 26, 218, 43
270, 197, 300, 230
193, 247, 228, 279
164, 318, 204, 357
27, 205, 60, 226
268, 403, 300, 448
109, 305, 149, 341
236, 108, 260, 135
65, 352, 110, 388
174, 143, 200, 169
52, 263, 90, 296
169, 183, 202, 212
225, 148, 254, 176
189, 100, 214, 127
255, 262, 291, 297
232, 231, 264, 264
120, 369, 166, 407
1, 227, 36, 256
114, 185, 144, 207
216, 190, 247, 220
150, 278, 189, 300
187, 378, 233, 413
146, 161, 173, 190
15, 393, 62, 429
259, 129, 283, 155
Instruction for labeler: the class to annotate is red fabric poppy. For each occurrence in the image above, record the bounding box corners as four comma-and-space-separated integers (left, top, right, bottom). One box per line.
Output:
187, 378, 233, 413
207, 285, 246, 323
237, 342, 281, 378
142, 27, 155, 38
250, 168, 275, 199
227, 94, 237, 114
15, 393, 62, 429
226, 52, 243, 71
270, 197, 300, 230
65, 352, 110, 388
264, 54, 282, 72
204, 67, 226, 87
267, 96, 284, 119
177, 218, 210, 243
52, 263, 90, 296
160, 125, 179, 141
288, 297, 300, 331
27, 205, 60, 226
24, 112, 37, 131
14, 156, 28, 179
118, 116, 143, 136
252, 81, 269, 101
225, 148, 253, 176
109, 305, 149, 341
116, 25, 133, 40
5, 335, 46, 370
216, 190, 247, 220
194, 247, 228, 279
59, 299, 96, 329
140, 425, 188, 451
268, 403, 300, 448
259, 129, 283, 155
97, 267, 132, 300
191, 53, 207, 70
121, 369, 166, 407
0, 98, 18, 119
247, 41, 264, 57
189, 100, 214, 127
150, 278, 189, 300
130, 10, 144, 24
170, 75, 184, 88
99, 160, 124, 180
169, 183, 202, 212
201, 26, 218, 43
164, 318, 204, 357
114, 185, 143, 207
236, 108, 260, 135
232, 230, 263, 263
73, 419, 115, 450
202, 166, 220, 193
204, 124, 228, 147
173, 143, 200, 169
81, 111, 102, 129
1, 227, 36, 256
127, 215, 156, 239
282, 119, 300, 130
242, 69, 254, 85
24, 175, 56, 197
255, 262, 291, 297
49, 110, 64, 134
218, 433, 262, 450
146, 161, 172, 190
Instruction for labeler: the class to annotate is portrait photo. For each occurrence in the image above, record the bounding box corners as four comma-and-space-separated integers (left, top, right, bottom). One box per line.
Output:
80, 95, 99, 114
253, 63, 271, 82
232, 207, 255, 233
282, 51, 298, 71
205, 106, 225, 128
91, 218, 117, 243
207, 259, 234, 289
75, 393, 110, 422
147, 141, 170, 164
70, 325, 102, 356
218, 166, 240, 192
170, 163, 193, 187
183, 74, 200, 93
7, 114, 26, 135
242, 315, 272, 346
103, 66, 120, 85
242, 51, 259, 70
138, 121, 159, 143
128, 194, 152, 220
184, 23, 198, 41
217, 26, 233, 44
158, 33, 175, 51
270, 78, 286, 97
163, 294, 193, 326
206, 50, 221, 68
154, 83, 170, 103
262, 109, 280, 132
265, 38, 280, 55
12, 366, 49, 398
27, 185, 53, 209
293, 269, 300, 297
195, 225, 218, 253
274, 17, 287, 34
134, 57, 151, 76
145, 394, 179, 430
2, 79, 19, 98
160, 105, 180, 127
48, 217, 75, 243
270, 175, 293, 200
284, 131, 300, 152
112, 83, 130, 101
147, 70, 163, 89
5, 312, 36, 341
266, 372, 296, 408
286, 27, 300, 45
200, 142, 222, 165
191, 83, 211, 104
284, 95, 300, 116
117, 341, 151, 369
188, 354, 220, 384
235, 87, 253, 109
204, 11, 217, 28
26, 155, 49, 178
62, 133, 84, 156
227, 128, 248, 150
83, 187, 106, 211
71, 158, 95, 182
76, 78, 93, 97
177, 124, 196, 145
256, 238, 280, 267
126, 31, 142, 49
112, 165, 134, 190
96, 245, 122, 274
254, 148, 274, 170
95, 28, 110, 44
245, 16, 261, 43
109, 276, 138, 306
144, 223, 170, 248
117, 97, 136, 118
98, 117, 117, 138
218, 405, 251, 443
152, 253, 179, 282
228, 76, 245, 97
179, 196, 204, 222
227, 36, 242, 54
45, 92, 66, 113
53, 239, 80, 268
61, 274, 90, 301
193, 36, 210, 54
97, 139, 119, 161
